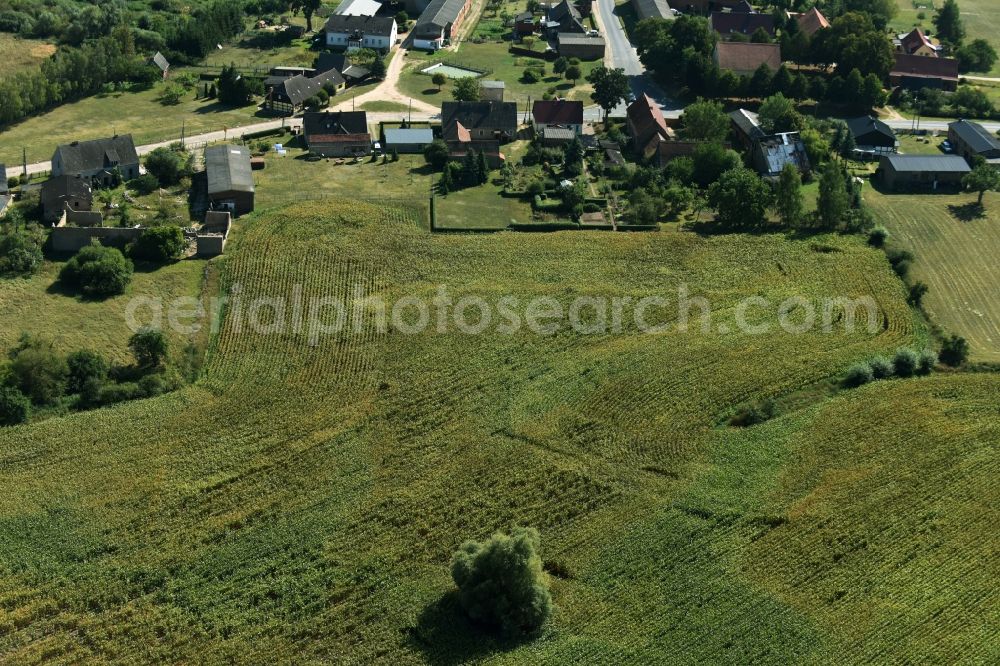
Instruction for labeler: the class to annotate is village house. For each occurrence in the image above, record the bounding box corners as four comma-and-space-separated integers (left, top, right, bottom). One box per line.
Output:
895, 28, 942, 57
728, 108, 765, 150
878, 154, 970, 191
205, 145, 255, 216
544, 0, 586, 37
788, 7, 829, 37
847, 115, 898, 158
752, 132, 810, 178
442, 101, 518, 143
265, 68, 346, 115
532, 100, 584, 137
51, 135, 140, 187
632, 0, 674, 21
948, 119, 1000, 165
315, 53, 371, 85
303, 111, 372, 158
713, 41, 781, 77
890, 54, 959, 91
412, 0, 469, 50
324, 15, 397, 52
41, 175, 93, 224
627, 94, 675, 159
709, 12, 775, 40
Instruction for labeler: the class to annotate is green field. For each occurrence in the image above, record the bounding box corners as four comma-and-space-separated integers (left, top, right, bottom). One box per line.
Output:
892, 0, 1000, 75
867, 188, 1000, 362
3, 198, 996, 662
0, 34, 56, 77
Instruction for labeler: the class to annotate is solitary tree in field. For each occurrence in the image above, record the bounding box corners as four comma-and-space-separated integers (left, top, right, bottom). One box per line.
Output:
962, 163, 1000, 205
451, 527, 552, 635
431, 72, 447, 91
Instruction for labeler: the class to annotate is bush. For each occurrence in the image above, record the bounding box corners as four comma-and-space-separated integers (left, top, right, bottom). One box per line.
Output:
939, 334, 969, 367
869, 355, 894, 380
907, 281, 928, 307
843, 363, 874, 388
66, 350, 108, 394
59, 244, 134, 297
424, 139, 450, 171
129, 173, 160, 195
868, 225, 889, 247
129, 327, 168, 368
129, 226, 185, 263
893, 348, 919, 377
521, 67, 541, 83
886, 248, 913, 279
450, 527, 552, 635
526, 180, 544, 196
8, 336, 68, 405
917, 349, 938, 375
0, 230, 44, 277
0, 386, 30, 426
144, 147, 186, 186
729, 399, 777, 427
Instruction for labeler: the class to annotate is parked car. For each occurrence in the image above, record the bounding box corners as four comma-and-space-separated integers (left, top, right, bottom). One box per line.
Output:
941, 140, 953, 153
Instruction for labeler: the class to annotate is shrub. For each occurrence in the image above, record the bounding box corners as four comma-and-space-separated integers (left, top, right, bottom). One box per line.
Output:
0, 386, 30, 426
129, 226, 186, 263
451, 527, 552, 635
893, 348, 919, 377
8, 336, 68, 405
526, 180, 545, 196
129, 173, 160, 195
59, 244, 134, 297
144, 147, 186, 186
886, 248, 913, 279
729, 399, 777, 427
869, 356, 894, 380
129, 327, 168, 368
907, 281, 929, 307
0, 230, 44, 277
424, 139, 450, 171
939, 334, 969, 367
521, 67, 541, 83
868, 225, 889, 247
917, 349, 938, 375
843, 363, 874, 388
66, 350, 109, 394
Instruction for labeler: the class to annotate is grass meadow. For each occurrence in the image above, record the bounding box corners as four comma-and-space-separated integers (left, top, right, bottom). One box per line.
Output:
0, 34, 56, 77
891, 0, 1000, 75
867, 188, 1000, 362
1, 198, 995, 662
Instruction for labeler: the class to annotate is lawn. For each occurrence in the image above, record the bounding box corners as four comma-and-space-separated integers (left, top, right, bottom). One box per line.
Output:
397, 42, 600, 111
866, 187, 1000, 362
12, 197, 996, 663
0, 78, 261, 166
891, 0, 1000, 76
201, 21, 317, 71
0, 33, 56, 76
897, 132, 947, 154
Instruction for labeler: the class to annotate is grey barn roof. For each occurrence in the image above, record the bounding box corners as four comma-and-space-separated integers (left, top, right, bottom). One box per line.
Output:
385, 128, 434, 144
441, 101, 518, 133
883, 154, 971, 173
847, 115, 895, 141
205, 145, 254, 195
415, 0, 467, 34
632, 0, 673, 21
53, 135, 139, 174
271, 69, 345, 106
949, 119, 1000, 154
325, 14, 396, 36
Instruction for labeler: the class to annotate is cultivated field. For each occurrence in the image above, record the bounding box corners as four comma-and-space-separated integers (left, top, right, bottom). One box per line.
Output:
867, 188, 1000, 361
6, 199, 996, 664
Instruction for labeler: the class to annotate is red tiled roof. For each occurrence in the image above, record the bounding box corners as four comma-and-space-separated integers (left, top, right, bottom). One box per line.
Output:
900, 28, 937, 55
714, 41, 782, 74
310, 133, 371, 143
891, 53, 958, 80
795, 7, 829, 37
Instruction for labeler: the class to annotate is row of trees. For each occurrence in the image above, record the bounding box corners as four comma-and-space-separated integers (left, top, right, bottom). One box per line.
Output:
0, 329, 173, 426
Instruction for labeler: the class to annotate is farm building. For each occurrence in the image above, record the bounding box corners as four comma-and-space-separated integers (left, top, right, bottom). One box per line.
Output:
265, 69, 346, 115
627, 94, 675, 159
709, 12, 775, 40
480, 80, 505, 101
384, 128, 434, 153
752, 132, 810, 178
878, 154, 970, 191
895, 28, 941, 57
412, 0, 469, 50
847, 116, 898, 157
557, 33, 606, 60
304, 111, 372, 157
51, 135, 140, 187
788, 7, 829, 37
713, 42, 781, 76
532, 100, 584, 136
947, 120, 1000, 164
334, 0, 382, 16
545, 0, 586, 36
325, 15, 397, 52
441, 101, 518, 143
632, 0, 673, 21
890, 54, 958, 91
205, 145, 255, 216
40, 175, 93, 224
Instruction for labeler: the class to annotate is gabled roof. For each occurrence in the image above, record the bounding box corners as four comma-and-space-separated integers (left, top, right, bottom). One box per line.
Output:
632, 0, 673, 21
304, 111, 370, 140
557, 33, 605, 47
710, 12, 775, 37
515, 11, 533, 22
42, 175, 91, 203
547, 0, 585, 32
441, 101, 518, 134
883, 154, 971, 173
385, 128, 434, 144
627, 94, 673, 148
271, 69, 345, 106
949, 119, 1000, 154
53, 135, 139, 174
847, 116, 895, 141
532, 99, 584, 125
729, 108, 765, 140
714, 41, 781, 73
205, 145, 254, 195
315, 52, 350, 75
794, 7, 829, 37
899, 28, 939, 55
341, 65, 370, 80
334, 0, 382, 16
756, 132, 809, 176
891, 53, 959, 81
324, 14, 396, 36
414, 0, 467, 34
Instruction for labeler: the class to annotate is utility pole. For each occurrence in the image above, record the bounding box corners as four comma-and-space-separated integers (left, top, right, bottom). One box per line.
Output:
408, 98, 412, 124
181, 120, 186, 149
22, 147, 27, 178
